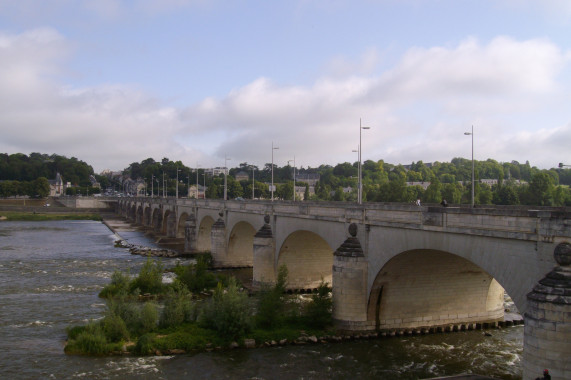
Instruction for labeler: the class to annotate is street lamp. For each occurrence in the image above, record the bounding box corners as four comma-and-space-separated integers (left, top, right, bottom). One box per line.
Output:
224, 155, 231, 201
176, 168, 181, 199
151, 174, 154, 197
251, 165, 255, 199
202, 173, 206, 199
195, 164, 200, 199
464, 125, 474, 208
288, 157, 296, 202
559, 163, 570, 168
359, 119, 370, 204
352, 147, 359, 200
271, 142, 279, 201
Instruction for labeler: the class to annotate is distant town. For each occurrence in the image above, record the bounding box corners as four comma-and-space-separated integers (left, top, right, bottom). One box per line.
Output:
1, 152, 570, 206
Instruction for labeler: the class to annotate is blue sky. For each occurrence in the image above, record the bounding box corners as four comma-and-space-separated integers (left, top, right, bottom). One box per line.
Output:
1, 0, 570, 173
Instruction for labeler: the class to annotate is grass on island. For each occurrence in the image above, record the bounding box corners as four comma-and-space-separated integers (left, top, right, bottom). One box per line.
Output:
65, 258, 335, 356
0, 211, 102, 221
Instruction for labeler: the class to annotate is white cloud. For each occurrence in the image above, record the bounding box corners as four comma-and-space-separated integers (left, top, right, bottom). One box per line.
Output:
0, 29, 569, 172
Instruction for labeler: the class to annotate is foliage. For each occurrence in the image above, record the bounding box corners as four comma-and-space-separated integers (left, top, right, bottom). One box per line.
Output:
65, 322, 112, 355
99, 270, 131, 298
0, 212, 101, 221
174, 255, 217, 292
198, 278, 252, 341
303, 281, 333, 329
134, 333, 158, 355
102, 313, 130, 342
159, 285, 196, 329
129, 258, 164, 295
255, 265, 288, 329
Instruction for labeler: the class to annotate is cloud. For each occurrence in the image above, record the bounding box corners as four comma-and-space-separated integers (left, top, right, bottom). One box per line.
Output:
0, 29, 569, 173
0, 29, 189, 171
179, 36, 570, 169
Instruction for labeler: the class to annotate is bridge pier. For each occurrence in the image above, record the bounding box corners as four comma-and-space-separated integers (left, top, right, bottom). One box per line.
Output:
184, 213, 197, 253
166, 212, 177, 238
332, 223, 370, 331
523, 242, 571, 380
253, 215, 276, 288
210, 212, 227, 267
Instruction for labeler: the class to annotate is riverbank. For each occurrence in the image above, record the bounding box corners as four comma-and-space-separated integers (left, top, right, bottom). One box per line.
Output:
0, 210, 102, 221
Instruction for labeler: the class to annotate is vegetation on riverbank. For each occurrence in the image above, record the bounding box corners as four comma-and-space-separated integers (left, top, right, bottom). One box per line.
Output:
65, 258, 334, 356
0, 211, 102, 221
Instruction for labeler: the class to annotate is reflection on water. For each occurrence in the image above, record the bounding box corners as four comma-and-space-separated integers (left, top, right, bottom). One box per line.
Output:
0, 220, 523, 379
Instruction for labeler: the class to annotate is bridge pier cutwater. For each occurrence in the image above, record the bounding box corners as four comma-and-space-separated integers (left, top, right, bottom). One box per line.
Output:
117, 198, 571, 379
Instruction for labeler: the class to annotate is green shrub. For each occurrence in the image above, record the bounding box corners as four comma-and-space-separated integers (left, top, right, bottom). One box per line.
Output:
160, 285, 195, 328
255, 265, 288, 329
130, 258, 164, 295
135, 333, 157, 355
176, 255, 217, 292
304, 280, 333, 329
66, 323, 109, 355
140, 302, 159, 334
66, 325, 88, 340
102, 313, 129, 342
198, 278, 252, 341
99, 270, 131, 298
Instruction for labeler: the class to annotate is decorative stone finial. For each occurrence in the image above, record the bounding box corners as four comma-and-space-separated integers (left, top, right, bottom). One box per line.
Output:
264, 214, 270, 224
554, 242, 571, 266
349, 223, 357, 237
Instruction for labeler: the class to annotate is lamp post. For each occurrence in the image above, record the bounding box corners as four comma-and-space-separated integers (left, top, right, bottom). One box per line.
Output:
156, 178, 159, 198
176, 168, 181, 199
288, 157, 296, 202
224, 155, 231, 201
359, 119, 370, 204
186, 176, 190, 198
202, 173, 206, 199
271, 142, 279, 201
559, 163, 571, 169
352, 147, 359, 201
195, 164, 200, 199
464, 125, 474, 208
162, 172, 166, 198
151, 174, 154, 197
251, 165, 255, 199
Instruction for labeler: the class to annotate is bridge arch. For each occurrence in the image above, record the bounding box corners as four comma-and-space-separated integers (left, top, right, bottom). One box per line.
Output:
144, 206, 151, 227
227, 221, 256, 266
197, 215, 215, 252
367, 249, 504, 331
278, 230, 333, 290
151, 208, 162, 232
177, 212, 189, 238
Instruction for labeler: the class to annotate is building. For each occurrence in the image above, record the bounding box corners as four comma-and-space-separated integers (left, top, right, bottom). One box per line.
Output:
48, 172, 64, 197
295, 173, 320, 186
234, 171, 249, 182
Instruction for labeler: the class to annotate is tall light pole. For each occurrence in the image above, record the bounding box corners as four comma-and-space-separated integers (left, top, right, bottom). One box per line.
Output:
176, 168, 181, 199
352, 147, 359, 201
162, 171, 165, 198
251, 165, 255, 199
224, 155, 231, 201
359, 119, 370, 204
186, 175, 190, 198
464, 125, 474, 208
151, 174, 154, 197
195, 164, 200, 199
156, 178, 159, 198
288, 157, 296, 202
271, 142, 279, 201
202, 173, 206, 199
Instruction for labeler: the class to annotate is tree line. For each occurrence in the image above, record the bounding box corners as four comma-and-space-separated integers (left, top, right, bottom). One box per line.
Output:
2, 152, 570, 206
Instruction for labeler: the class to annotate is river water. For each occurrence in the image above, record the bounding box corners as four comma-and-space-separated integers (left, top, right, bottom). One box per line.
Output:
0, 220, 523, 379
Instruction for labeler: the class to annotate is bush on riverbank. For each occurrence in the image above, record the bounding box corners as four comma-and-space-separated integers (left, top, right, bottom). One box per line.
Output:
0, 211, 102, 221
67, 259, 334, 356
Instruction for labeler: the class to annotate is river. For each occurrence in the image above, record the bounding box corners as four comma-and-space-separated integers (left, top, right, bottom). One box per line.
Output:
0, 220, 523, 379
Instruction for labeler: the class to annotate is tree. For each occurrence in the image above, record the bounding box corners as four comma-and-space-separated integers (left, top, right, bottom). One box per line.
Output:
528, 172, 554, 206
424, 179, 442, 203
493, 184, 519, 205
33, 177, 51, 198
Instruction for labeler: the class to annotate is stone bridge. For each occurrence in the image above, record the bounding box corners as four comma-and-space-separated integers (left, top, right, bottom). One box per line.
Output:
117, 197, 571, 379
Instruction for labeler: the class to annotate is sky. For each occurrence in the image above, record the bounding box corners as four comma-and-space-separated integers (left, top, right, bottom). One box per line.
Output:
0, 0, 570, 173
